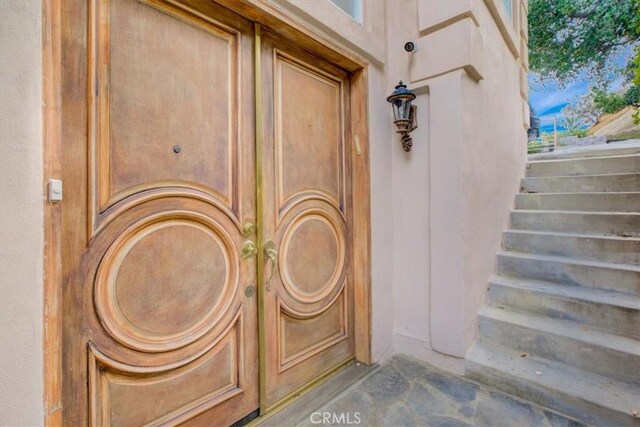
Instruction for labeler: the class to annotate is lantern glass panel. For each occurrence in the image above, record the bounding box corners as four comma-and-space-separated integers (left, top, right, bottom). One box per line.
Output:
393, 98, 411, 121
392, 99, 401, 121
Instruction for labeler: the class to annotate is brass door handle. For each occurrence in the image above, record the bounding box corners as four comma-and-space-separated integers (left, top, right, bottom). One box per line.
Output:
242, 222, 256, 237
263, 240, 278, 291
241, 240, 258, 259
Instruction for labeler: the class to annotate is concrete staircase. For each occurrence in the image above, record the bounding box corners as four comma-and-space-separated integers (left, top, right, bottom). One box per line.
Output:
466, 143, 640, 427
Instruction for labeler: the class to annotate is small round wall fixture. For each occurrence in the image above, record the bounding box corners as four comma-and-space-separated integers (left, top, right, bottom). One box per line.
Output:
387, 81, 418, 152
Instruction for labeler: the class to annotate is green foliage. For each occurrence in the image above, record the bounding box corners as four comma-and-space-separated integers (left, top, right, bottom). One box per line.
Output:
527, 139, 556, 154
558, 98, 598, 132
624, 85, 640, 105
527, 141, 544, 154
634, 49, 640, 89
556, 129, 588, 138
593, 89, 627, 114
609, 129, 640, 139
590, 84, 639, 117
529, 0, 640, 85
633, 44, 640, 123
633, 38, 640, 123
558, 113, 585, 132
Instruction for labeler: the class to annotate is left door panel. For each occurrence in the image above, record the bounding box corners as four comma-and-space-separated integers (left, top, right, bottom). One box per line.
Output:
60, 1, 257, 425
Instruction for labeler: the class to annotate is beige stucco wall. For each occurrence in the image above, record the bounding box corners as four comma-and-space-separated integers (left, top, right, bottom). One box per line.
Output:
303, 0, 527, 367
384, 0, 433, 365
0, 0, 528, 419
0, 0, 45, 425
461, 2, 528, 356
372, 0, 528, 371
382, 0, 528, 364
367, 64, 397, 361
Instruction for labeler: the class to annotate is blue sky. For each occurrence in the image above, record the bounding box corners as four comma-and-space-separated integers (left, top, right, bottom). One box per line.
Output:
529, 79, 589, 132
529, 46, 634, 133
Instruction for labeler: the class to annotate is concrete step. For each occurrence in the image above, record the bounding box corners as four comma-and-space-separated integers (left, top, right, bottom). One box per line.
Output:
465, 342, 640, 427
488, 276, 640, 339
478, 306, 640, 385
503, 230, 640, 265
526, 154, 640, 178
496, 251, 640, 295
521, 173, 640, 193
528, 141, 640, 161
511, 210, 640, 237
515, 192, 640, 212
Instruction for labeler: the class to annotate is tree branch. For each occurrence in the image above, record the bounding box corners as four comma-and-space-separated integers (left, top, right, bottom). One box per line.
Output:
569, 12, 592, 19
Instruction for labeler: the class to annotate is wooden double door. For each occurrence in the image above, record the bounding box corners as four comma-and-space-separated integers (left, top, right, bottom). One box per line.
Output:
60, 0, 356, 425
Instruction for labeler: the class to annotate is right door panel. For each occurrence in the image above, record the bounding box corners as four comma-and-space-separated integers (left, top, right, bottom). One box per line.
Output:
260, 31, 355, 408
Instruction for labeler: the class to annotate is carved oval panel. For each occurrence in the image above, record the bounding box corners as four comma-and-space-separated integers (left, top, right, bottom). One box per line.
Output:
95, 212, 238, 352
280, 210, 345, 303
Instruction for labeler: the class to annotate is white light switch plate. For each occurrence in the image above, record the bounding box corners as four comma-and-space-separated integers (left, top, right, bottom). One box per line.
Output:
48, 179, 63, 202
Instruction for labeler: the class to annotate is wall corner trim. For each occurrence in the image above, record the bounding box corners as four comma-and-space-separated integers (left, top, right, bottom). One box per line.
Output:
482, 0, 520, 59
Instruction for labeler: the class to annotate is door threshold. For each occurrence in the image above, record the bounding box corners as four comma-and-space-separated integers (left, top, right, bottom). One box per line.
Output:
246, 361, 378, 427
232, 409, 260, 427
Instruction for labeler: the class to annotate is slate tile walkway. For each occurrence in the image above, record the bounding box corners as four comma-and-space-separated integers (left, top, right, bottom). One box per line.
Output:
296, 355, 584, 427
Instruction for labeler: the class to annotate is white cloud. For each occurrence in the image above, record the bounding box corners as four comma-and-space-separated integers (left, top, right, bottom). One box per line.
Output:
530, 79, 588, 114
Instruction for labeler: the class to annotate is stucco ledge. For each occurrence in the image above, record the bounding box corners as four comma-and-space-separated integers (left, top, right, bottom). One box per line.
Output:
409, 18, 484, 86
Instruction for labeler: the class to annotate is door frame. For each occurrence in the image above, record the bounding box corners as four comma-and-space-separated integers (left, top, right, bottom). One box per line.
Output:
42, 1, 372, 424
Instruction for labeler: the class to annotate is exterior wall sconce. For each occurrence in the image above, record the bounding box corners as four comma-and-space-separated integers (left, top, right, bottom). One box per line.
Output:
387, 81, 418, 152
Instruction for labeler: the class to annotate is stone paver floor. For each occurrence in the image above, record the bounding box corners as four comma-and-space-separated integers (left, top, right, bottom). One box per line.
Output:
296, 355, 584, 427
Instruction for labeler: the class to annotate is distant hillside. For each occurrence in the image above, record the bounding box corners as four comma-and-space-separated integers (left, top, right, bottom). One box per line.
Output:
588, 106, 640, 139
